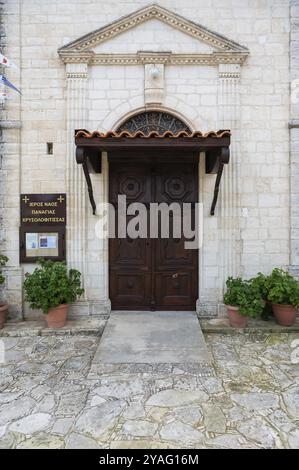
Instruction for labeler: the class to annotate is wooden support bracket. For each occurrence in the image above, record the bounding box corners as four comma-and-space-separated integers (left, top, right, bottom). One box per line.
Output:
76, 146, 101, 215
207, 147, 230, 216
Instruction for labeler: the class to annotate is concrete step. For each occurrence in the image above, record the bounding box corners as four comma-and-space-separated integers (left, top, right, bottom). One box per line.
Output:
89, 311, 214, 377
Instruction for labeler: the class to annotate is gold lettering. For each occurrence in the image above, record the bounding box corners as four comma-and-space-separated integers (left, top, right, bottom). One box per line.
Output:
29, 202, 44, 207
44, 202, 58, 207
31, 210, 56, 215
22, 217, 65, 223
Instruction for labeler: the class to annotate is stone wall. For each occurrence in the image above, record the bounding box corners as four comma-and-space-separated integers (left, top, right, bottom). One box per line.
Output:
0, 0, 23, 319
0, 0, 292, 319
289, 0, 299, 277
0, 0, 5, 254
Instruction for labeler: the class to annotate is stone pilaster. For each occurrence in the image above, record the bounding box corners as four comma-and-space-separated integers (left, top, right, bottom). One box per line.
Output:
93, 151, 111, 317
66, 63, 88, 288
196, 64, 242, 319
218, 64, 242, 295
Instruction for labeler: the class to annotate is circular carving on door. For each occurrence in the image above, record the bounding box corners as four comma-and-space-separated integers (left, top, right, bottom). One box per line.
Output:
165, 177, 188, 199
120, 176, 143, 199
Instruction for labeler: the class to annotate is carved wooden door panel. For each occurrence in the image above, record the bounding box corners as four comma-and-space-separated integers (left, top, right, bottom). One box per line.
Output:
109, 155, 198, 310
109, 162, 152, 309
154, 162, 198, 309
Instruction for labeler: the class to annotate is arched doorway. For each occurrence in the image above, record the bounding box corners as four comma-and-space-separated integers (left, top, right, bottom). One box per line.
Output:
109, 110, 198, 311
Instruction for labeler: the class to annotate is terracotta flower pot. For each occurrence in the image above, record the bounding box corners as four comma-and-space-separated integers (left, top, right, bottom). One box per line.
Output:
0, 303, 8, 330
272, 304, 297, 327
226, 305, 248, 328
46, 304, 68, 328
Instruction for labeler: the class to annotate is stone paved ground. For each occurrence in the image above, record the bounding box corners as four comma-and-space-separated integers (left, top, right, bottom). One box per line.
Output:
0, 332, 299, 449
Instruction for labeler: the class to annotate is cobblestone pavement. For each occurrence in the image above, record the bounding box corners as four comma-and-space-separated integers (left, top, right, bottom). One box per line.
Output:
0, 332, 299, 449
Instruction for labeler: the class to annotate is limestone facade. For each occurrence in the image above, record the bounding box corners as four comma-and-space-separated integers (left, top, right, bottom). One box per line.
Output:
0, 1, 294, 319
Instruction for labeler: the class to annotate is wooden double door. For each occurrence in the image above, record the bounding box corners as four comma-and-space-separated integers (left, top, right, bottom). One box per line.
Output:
109, 152, 198, 311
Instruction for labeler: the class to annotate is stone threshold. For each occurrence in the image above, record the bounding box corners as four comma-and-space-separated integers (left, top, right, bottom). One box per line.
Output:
200, 318, 299, 333
0, 319, 107, 337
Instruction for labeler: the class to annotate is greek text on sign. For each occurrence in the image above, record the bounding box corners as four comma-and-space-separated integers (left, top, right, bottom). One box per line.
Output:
20, 194, 66, 226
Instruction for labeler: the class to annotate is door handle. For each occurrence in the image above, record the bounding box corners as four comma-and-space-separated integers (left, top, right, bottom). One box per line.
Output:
172, 273, 179, 279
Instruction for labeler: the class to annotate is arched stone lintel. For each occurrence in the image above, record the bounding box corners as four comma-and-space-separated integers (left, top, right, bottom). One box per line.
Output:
101, 100, 199, 133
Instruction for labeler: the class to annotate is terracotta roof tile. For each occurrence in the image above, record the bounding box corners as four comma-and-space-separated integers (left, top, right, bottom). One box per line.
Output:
75, 130, 231, 139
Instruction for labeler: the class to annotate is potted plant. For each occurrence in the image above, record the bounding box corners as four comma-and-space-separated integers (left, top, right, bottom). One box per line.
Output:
23, 259, 84, 328
266, 268, 299, 327
251, 272, 268, 301
224, 277, 264, 328
0, 254, 9, 329
251, 272, 273, 320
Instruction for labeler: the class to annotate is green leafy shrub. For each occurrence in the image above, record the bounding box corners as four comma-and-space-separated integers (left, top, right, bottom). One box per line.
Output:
224, 277, 264, 318
24, 259, 84, 314
250, 272, 269, 301
250, 272, 272, 320
266, 268, 299, 307
0, 254, 8, 286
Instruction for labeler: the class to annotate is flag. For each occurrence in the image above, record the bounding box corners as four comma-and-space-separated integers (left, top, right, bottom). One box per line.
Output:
0, 75, 21, 94
0, 52, 9, 66
0, 52, 17, 69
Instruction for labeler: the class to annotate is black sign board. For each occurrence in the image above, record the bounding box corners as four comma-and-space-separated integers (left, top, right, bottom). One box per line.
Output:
20, 194, 66, 263
20, 194, 66, 226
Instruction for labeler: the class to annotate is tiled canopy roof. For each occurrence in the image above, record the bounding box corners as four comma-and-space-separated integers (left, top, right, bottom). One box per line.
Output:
75, 130, 231, 139
75, 128, 231, 217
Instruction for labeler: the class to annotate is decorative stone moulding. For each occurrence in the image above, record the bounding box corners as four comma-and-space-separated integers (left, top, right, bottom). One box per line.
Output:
145, 63, 164, 105
58, 4, 249, 66
66, 72, 88, 79
59, 52, 249, 66
218, 64, 241, 79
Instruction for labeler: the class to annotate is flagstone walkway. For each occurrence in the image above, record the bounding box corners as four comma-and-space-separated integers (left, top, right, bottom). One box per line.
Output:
0, 331, 299, 449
